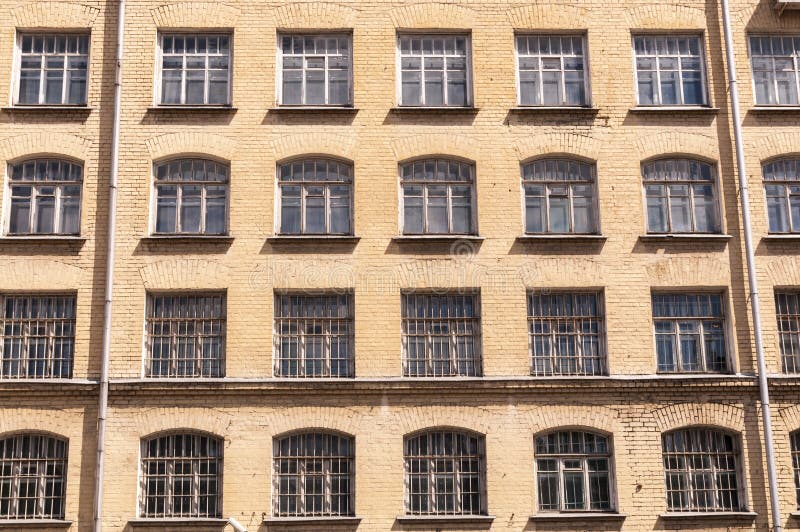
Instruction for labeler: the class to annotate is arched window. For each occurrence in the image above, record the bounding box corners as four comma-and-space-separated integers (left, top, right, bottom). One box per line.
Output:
522, 158, 597, 234
404, 430, 486, 516
153, 159, 229, 235
400, 159, 476, 235
662, 428, 742, 512
273, 432, 354, 517
140, 433, 222, 518
0, 433, 67, 519
792, 431, 800, 508
7, 159, 82, 236
277, 158, 353, 235
534, 430, 613, 512
643, 158, 719, 234
763, 158, 800, 234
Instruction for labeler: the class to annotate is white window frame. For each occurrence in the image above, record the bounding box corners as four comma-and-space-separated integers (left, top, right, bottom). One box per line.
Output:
395, 32, 473, 108
514, 32, 591, 107
154, 32, 233, 106
0, 433, 68, 519
763, 158, 800, 234
748, 34, 800, 107
631, 33, 709, 107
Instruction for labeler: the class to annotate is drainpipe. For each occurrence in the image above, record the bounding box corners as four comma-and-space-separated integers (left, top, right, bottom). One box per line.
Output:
93, 1, 125, 530
719, 0, 782, 530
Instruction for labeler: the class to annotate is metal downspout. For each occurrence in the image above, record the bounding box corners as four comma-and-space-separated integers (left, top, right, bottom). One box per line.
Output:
719, 0, 783, 530
93, 1, 125, 530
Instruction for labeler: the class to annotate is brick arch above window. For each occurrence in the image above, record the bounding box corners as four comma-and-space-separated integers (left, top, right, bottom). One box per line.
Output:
272, 133, 356, 163
396, 408, 491, 436
138, 259, 231, 290
261, 408, 361, 438
625, 4, 707, 30
645, 256, 730, 287
13, 2, 100, 29
132, 409, 233, 439
0, 410, 81, 440
150, 2, 240, 29
0, 133, 91, 163
754, 133, 800, 163
526, 407, 621, 437
507, 4, 590, 30
145, 132, 237, 163
651, 403, 745, 433
0, 259, 85, 291
273, 2, 357, 29
636, 132, 718, 162
514, 134, 602, 163
392, 134, 480, 163
389, 3, 477, 29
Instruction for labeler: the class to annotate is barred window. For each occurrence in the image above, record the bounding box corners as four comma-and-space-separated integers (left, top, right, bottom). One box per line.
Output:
274, 293, 354, 378
633, 35, 707, 106
278, 159, 353, 235
0, 434, 67, 519
535, 431, 613, 513
273, 432, 354, 517
516, 34, 588, 106
792, 431, 800, 508
398, 34, 471, 107
16, 33, 88, 106
662, 428, 742, 512
776, 292, 800, 373
401, 159, 476, 235
652, 293, 728, 373
643, 159, 719, 234
749, 35, 800, 106
523, 159, 597, 234
145, 294, 225, 378
158, 34, 231, 105
402, 293, 481, 377
763, 159, 800, 233
140, 433, 222, 518
7, 159, 82, 236
153, 159, 228, 235
528, 292, 605, 376
1, 295, 75, 379
278, 34, 352, 106
404, 430, 485, 516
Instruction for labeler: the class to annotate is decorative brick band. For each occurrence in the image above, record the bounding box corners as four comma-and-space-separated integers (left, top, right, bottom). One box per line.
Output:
13, 2, 100, 29
0, 132, 92, 163
145, 131, 237, 162
150, 2, 240, 29
389, 3, 477, 29
273, 2, 357, 29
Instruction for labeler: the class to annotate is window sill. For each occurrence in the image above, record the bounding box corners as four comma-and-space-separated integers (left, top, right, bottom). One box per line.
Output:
0, 235, 86, 243
390, 106, 479, 113
517, 234, 607, 242
763, 234, 800, 241
0, 519, 73, 528
128, 518, 229, 528
511, 105, 598, 113
529, 512, 626, 521
392, 235, 484, 243
267, 235, 361, 243
751, 105, 800, 112
141, 235, 234, 243
147, 105, 237, 112
639, 233, 732, 242
263, 516, 362, 526
270, 106, 358, 112
629, 106, 719, 113
2, 105, 93, 112
395, 515, 495, 525
658, 511, 756, 519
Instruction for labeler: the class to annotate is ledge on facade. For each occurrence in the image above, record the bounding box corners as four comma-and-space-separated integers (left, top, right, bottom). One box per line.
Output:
790, 511, 800, 518
510, 105, 599, 114
762, 233, 800, 242
0, 235, 87, 245
529, 512, 626, 521
1, 105, 93, 113
146, 105, 237, 112
0, 519, 73, 528
516, 234, 607, 242
638, 233, 732, 242
392, 234, 484, 243
390, 106, 479, 114
629, 106, 719, 114
128, 518, 228, 529
269, 105, 358, 113
750, 105, 800, 113
658, 511, 757, 520
395, 515, 495, 526
0, 379, 98, 396
141, 234, 235, 244
267, 235, 361, 244
263, 516, 362, 527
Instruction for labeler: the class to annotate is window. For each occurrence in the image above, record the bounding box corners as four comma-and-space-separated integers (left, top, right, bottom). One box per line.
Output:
158, 34, 231, 106
516, 34, 588, 106
278, 159, 353, 235
535, 431, 613, 513
7, 159, 82, 236
662, 428, 742, 512
15, 33, 88, 106
792, 431, 800, 508
763, 158, 800, 233
652, 293, 728, 373
273, 432, 354, 517
145, 293, 225, 378
402, 293, 481, 377
0, 434, 67, 519
398, 34, 471, 107
400, 159, 476, 235
749, 35, 800, 106
528, 292, 605, 376
775, 292, 800, 373
643, 159, 719, 234
140, 433, 222, 518
153, 159, 228, 235
278, 34, 352, 106
523, 158, 597, 234
633, 35, 707, 106
0, 295, 75, 379
274, 293, 354, 378
404, 430, 485, 516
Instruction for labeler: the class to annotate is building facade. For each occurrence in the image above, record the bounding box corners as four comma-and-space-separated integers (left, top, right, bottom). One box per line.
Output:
3, 0, 800, 531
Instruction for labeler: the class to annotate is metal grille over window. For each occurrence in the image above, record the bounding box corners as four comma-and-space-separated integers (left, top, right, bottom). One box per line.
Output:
402, 293, 481, 377
523, 159, 597, 234
278, 159, 353, 236
534, 431, 613, 513
0, 434, 67, 519
8, 159, 82, 236
17, 34, 88, 106
153, 159, 229, 236
652, 293, 728, 373
0, 295, 75, 379
662, 428, 742, 512
792, 431, 800, 509
516, 35, 587, 106
643, 159, 719, 234
404, 430, 485, 516
633, 35, 706, 106
160, 34, 230, 105
775, 292, 800, 373
749, 35, 800, 106
279, 34, 352, 106
274, 294, 354, 378
401, 159, 475, 235
528, 292, 605, 376
140, 433, 222, 518
399, 35, 470, 107
763, 159, 800, 233
273, 432, 354, 517
145, 294, 226, 378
